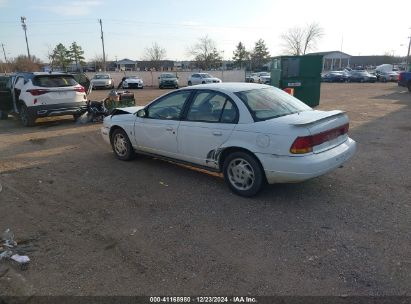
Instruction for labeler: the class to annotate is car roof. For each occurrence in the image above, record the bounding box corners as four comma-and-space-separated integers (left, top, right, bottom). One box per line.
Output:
180, 82, 269, 93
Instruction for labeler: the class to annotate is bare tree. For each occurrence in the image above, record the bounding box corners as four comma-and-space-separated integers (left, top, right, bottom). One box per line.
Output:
281, 22, 323, 55
144, 42, 166, 61
10, 55, 43, 72
189, 35, 222, 70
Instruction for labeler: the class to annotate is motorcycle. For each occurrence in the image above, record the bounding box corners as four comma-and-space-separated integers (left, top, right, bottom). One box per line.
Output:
83, 89, 136, 123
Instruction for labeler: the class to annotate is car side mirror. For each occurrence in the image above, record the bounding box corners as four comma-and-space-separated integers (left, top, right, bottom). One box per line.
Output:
137, 109, 147, 118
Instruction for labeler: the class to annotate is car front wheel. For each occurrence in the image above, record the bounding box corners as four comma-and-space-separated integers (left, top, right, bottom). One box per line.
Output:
110, 128, 135, 161
223, 151, 265, 197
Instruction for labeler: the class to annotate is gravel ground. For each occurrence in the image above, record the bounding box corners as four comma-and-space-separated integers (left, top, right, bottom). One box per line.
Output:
0, 83, 410, 296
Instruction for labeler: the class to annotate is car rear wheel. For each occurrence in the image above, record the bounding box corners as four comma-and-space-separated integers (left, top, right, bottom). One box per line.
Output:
188, 81, 192, 86
110, 128, 135, 161
223, 151, 265, 197
20, 104, 35, 127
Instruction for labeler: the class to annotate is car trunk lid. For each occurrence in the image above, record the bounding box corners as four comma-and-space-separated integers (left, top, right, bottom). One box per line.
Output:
287, 110, 349, 154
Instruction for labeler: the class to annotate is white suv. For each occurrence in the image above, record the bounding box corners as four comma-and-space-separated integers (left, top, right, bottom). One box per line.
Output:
1, 72, 89, 126
187, 73, 221, 86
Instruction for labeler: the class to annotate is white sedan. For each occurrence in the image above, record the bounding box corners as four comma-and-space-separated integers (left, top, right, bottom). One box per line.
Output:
121, 76, 144, 89
188, 73, 221, 86
101, 83, 356, 196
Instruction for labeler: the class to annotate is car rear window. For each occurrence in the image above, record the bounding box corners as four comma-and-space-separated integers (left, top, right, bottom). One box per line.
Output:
235, 87, 311, 121
32, 75, 78, 87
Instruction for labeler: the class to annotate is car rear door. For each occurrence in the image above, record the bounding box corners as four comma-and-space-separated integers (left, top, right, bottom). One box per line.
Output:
134, 90, 192, 158
177, 90, 238, 168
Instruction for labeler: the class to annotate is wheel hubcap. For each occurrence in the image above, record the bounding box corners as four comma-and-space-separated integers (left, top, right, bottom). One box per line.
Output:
227, 158, 255, 191
113, 134, 128, 157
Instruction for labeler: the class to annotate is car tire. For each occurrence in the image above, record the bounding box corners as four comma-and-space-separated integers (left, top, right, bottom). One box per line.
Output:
110, 128, 135, 161
19, 104, 35, 127
0, 111, 8, 120
73, 113, 82, 121
159, 85, 163, 89
407, 81, 411, 92
202, 81, 206, 84
223, 151, 265, 197
175, 85, 179, 89
188, 81, 192, 86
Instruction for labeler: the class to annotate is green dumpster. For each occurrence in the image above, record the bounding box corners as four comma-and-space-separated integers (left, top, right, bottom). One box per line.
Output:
271, 55, 323, 107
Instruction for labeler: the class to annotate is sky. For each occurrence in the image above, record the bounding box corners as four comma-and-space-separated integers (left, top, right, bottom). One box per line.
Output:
0, 0, 410, 62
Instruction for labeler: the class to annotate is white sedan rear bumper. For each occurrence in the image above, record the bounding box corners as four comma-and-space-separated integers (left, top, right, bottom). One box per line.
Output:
257, 138, 356, 184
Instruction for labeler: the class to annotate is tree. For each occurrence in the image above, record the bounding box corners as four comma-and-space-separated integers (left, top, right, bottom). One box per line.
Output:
144, 42, 166, 61
232, 42, 249, 69
189, 35, 222, 70
143, 42, 167, 70
49, 43, 71, 71
92, 55, 107, 72
10, 55, 43, 72
281, 22, 323, 55
68, 42, 85, 72
250, 39, 270, 71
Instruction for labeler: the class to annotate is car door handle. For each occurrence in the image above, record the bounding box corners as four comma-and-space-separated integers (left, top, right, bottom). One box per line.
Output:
212, 131, 222, 136
166, 127, 173, 131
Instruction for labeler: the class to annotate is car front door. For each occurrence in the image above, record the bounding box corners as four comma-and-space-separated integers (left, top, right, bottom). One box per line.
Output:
72, 73, 91, 95
134, 90, 192, 158
177, 90, 238, 168
0, 76, 13, 115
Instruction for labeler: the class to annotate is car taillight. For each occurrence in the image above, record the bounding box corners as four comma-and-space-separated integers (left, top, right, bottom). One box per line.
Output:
75, 86, 85, 93
27, 89, 50, 96
399, 73, 403, 81
290, 123, 349, 154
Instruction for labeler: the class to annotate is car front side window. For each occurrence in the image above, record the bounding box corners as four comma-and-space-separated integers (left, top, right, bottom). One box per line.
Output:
147, 91, 191, 120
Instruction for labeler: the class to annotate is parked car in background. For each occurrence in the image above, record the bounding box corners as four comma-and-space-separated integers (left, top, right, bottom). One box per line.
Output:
321, 71, 349, 82
376, 71, 399, 82
101, 83, 356, 197
158, 73, 179, 89
187, 73, 221, 86
348, 71, 377, 83
249, 72, 271, 84
398, 71, 411, 92
0, 72, 90, 126
91, 73, 114, 89
121, 76, 143, 89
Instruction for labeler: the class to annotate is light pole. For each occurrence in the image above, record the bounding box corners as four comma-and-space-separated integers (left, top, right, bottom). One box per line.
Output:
20, 17, 31, 60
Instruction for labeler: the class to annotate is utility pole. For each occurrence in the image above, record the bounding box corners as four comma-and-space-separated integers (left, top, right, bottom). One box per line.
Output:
406, 36, 411, 72
1, 43, 8, 73
20, 16, 31, 60
98, 19, 106, 72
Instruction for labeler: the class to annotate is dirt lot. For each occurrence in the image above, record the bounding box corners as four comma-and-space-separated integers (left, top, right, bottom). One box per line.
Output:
0, 83, 410, 296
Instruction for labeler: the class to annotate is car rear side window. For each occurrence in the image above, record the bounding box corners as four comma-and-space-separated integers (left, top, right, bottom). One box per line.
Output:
32, 75, 78, 87
235, 87, 311, 121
